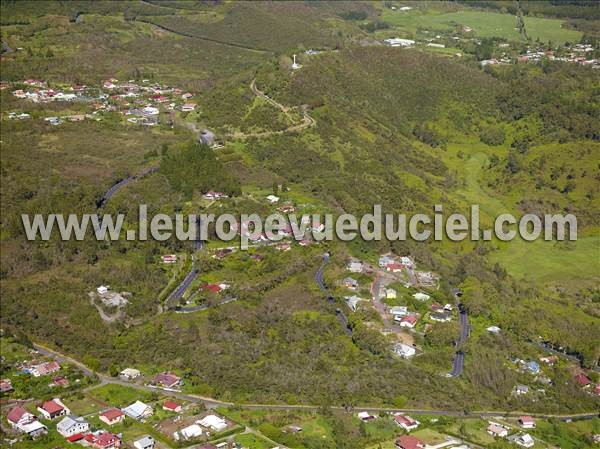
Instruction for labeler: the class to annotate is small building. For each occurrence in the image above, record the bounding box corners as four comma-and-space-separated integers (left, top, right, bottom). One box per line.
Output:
162, 401, 182, 413
154, 372, 182, 389
161, 254, 177, 264
379, 255, 394, 267
399, 315, 418, 329
133, 436, 155, 449
97, 285, 109, 295
37, 398, 68, 419
514, 384, 529, 395
31, 361, 60, 377
574, 373, 591, 388
357, 411, 375, 421
85, 431, 121, 449
487, 326, 501, 334
266, 194, 280, 204
347, 261, 363, 273
56, 415, 89, 437
386, 288, 397, 299
7, 407, 35, 429
0, 378, 13, 393
539, 355, 558, 365
430, 311, 451, 322
413, 292, 430, 301
390, 306, 408, 317
122, 401, 153, 420
198, 414, 228, 432
181, 103, 197, 112
99, 408, 125, 426
394, 414, 419, 432
343, 277, 358, 290
519, 416, 536, 429
119, 368, 140, 380
525, 361, 540, 374
395, 435, 424, 449
513, 433, 535, 448
178, 424, 203, 440
487, 423, 508, 438
345, 295, 363, 312
394, 343, 416, 359
386, 262, 404, 272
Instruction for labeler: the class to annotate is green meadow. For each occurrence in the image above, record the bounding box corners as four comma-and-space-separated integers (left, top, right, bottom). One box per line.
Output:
382, 9, 582, 44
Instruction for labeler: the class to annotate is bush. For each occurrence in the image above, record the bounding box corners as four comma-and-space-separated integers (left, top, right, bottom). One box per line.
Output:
479, 125, 505, 146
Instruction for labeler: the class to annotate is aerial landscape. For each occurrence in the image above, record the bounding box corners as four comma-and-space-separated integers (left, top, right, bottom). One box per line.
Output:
0, 1, 599, 449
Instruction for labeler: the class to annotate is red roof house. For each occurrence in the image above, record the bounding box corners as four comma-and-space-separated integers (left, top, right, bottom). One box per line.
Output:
400, 315, 418, 328
162, 401, 182, 413
154, 372, 181, 389
519, 416, 536, 428
574, 373, 591, 388
86, 432, 121, 449
37, 399, 67, 419
7, 407, 35, 427
99, 408, 125, 426
201, 284, 222, 294
396, 435, 425, 449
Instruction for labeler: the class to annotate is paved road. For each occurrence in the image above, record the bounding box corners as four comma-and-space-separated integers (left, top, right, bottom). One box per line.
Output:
450, 303, 469, 377
28, 343, 600, 421
97, 168, 157, 208
165, 266, 199, 308
315, 253, 352, 335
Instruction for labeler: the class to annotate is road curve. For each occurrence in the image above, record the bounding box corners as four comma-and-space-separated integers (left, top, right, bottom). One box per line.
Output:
450, 303, 469, 377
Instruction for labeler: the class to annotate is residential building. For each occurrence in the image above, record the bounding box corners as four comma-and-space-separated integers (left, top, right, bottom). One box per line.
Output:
525, 361, 540, 374
119, 368, 140, 380
345, 295, 363, 312
395, 435, 424, 449
56, 415, 89, 437
399, 315, 418, 328
413, 292, 430, 301
430, 311, 451, 322
85, 431, 121, 449
515, 384, 530, 395
0, 378, 13, 392
394, 343, 416, 359
161, 254, 177, 264
198, 414, 228, 432
487, 326, 501, 334
394, 415, 419, 432
178, 424, 203, 440
574, 373, 591, 388
31, 361, 60, 377
99, 408, 125, 426
386, 288, 397, 299
266, 194, 280, 204
163, 401, 182, 413
390, 306, 408, 317
37, 398, 68, 419
343, 277, 358, 290
154, 372, 182, 389
513, 433, 535, 448
133, 436, 155, 449
357, 412, 375, 421
487, 423, 508, 438
347, 261, 363, 273
519, 416, 536, 429
7, 407, 35, 429
122, 401, 153, 420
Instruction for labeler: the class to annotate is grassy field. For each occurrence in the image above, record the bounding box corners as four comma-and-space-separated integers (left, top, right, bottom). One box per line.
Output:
381, 9, 582, 44
86, 383, 156, 408
234, 432, 274, 449
444, 138, 599, 285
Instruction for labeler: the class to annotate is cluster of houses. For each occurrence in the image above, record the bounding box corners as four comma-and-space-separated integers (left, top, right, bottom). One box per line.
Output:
4, 77, 198, 127
173, 414, 230, 441
486, 418, 536, 448
481, 43, 599, 69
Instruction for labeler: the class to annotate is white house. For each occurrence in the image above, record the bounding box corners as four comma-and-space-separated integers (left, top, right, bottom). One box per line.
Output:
413, 292, 430, 301
97, 285, 109, 295
198, 414, 228, 432
345, 295, 363, 312
122, 401, 153, 420
266, 194, 280, 203
394, 414, 419, 431
119, 368, 140, 380
386, 288, 397, 299
487, 423, 508, 438
384, 38, 415, 47
519, 416, 536, 429
37, 398, 69, 420
134, 436, 155, 449
394, 343, 416, 359
390, 306, 408, 317
487, 326, 501, 334
514, 433, 535, 448
56, 416, 89, 437
178, 424, 203, 440
347, 261, 363, 273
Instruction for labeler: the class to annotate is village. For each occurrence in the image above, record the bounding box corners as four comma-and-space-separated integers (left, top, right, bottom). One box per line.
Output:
2, 78, 200, 130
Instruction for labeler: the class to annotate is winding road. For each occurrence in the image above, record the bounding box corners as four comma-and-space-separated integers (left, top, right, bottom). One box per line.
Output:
315, 253, 352, 335
96, 167, 157, 209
